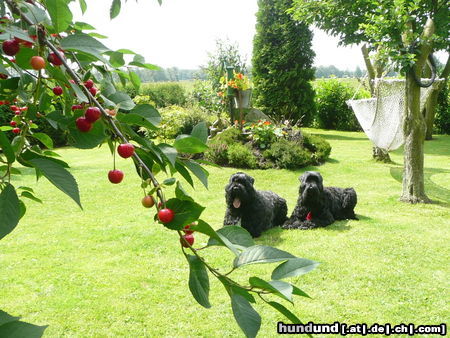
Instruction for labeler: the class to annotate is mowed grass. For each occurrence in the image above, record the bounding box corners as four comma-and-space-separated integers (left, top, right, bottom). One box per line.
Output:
1, 130, 449, 337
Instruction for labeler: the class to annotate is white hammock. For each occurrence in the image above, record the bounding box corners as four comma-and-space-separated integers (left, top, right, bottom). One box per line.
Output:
347, 79, 440, 151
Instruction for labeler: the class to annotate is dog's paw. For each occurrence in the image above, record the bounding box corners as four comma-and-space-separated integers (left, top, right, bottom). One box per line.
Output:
298, 220, 318, 230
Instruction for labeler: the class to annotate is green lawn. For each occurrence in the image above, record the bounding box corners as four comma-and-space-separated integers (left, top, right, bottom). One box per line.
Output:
1, 130, 449, 337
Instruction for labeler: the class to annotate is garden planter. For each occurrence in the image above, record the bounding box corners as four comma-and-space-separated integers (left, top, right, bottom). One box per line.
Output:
233, 89, 252, 109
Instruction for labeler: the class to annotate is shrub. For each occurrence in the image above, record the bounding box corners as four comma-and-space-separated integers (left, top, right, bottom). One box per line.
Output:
244, 120, 283, 149
141, 105, 214, 140
140, 82, 187, 107
314, 78, 369, 131
435, 81, 450, 134
203, 126, 331, 170
204, 127, 242, 164
227, 143, 257, 169
190, 80, 226, 114
263, 139, 311, 169
303, 133, 331, 163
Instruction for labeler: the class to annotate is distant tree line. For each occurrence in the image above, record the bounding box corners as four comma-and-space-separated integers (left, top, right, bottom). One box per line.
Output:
127, 65, 394, 83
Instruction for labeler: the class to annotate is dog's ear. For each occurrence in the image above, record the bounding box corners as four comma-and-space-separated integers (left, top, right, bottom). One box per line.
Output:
248, 175, 255, 185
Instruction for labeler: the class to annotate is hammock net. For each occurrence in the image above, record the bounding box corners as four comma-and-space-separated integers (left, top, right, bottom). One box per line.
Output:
347, 79, 440, 151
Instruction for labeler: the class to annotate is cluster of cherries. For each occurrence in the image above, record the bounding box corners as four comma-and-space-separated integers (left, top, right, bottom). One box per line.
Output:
2, 31, 194, 249
142, 194, 195, 247
8, 105, 30, 134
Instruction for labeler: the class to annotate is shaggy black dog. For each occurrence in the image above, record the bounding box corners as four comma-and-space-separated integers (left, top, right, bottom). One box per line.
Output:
282, 171, 358, 230
224, 172, 288, 237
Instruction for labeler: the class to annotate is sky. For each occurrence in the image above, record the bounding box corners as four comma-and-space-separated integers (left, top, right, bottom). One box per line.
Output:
70, 0, 445, 71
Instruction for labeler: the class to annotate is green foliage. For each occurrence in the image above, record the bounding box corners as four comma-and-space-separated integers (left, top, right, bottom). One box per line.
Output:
0, 1, 319, 336
227, 143, 258, 169
314, 78, 369, 131
434, 81, 450, 134
303, 133, 332, 164
140, 82, 187, 107
189, 80, 225, 114
203, 38, 247, 91
290, 0, 449, 72
204, 126, 331, 170
263, 139, 311, 169
244, 120, 284, 149
120, 82, 187, 107
252, 0, 316, 123
140, 105, 214, 140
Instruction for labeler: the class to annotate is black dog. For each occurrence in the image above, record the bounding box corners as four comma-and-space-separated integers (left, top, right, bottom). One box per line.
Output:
224, 172, 288, 237
283, 171, 357, 230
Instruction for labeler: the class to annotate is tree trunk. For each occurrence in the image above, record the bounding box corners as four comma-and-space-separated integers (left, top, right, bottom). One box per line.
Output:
361, 44, 392, 162
400, 71, 430, 203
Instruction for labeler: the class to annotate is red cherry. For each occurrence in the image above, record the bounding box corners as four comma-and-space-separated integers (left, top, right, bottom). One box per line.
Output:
2, 39, 20, 56
53, 86, 63, 96
12, 127, 20, 134
183, 224, 195, 235
117, 143, 135, 158
14, 111, 21, 116
10, 121, 17, 127
20, 107, 28, 112
84, 79, 94, 89
71, 104, 83, 111
89, 87, 98, 96
108, 169, 124, 184
158, 208, 175, 223
75, 117, 92, 132
0, 73, 8, 79
47, 52, 64, 66
10, 105, 19, 112
84, 107, 101, 123
141, 195, 155, 208
30, 56, 45, 70
180, 234, 195, 248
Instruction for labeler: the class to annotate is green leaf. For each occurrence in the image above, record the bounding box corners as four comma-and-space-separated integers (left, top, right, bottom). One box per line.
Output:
0, 320, 47, 338
158, 144, 177, 167
175, 181, 193, 201
60, 33, 110, 62
0, 130, 15, 163
29, 158, 82, 209
184, 160, 209, 189
163, 198, 205, 230
0, 184, 20, 240
187, 255, 211, 308
266, 301, 304, 325
79, 0, 87, 14
249, 277, 293, 303
69, 81, 89, 103
207, 226, 254, 249
110, 0, 121, 19
108, 91, 135, 110
174, 135, 208, 154
127, 104, 160, 129
15, 47, 38, 70
230, 293, 261, 338
109, 51, 125, 68
192, 220, 240, 256
233, 245, 297, 268
45, 0, 73, 32
0, 310, 20, 326
128, 70, 141, 91
174, 160, 193, 187
163, 177, 176, 186
31, 133, 54, 149
68, 120, 106, 149
271, 258, 319, 280
191, 121, 208, 143
20, 191, 43, 204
